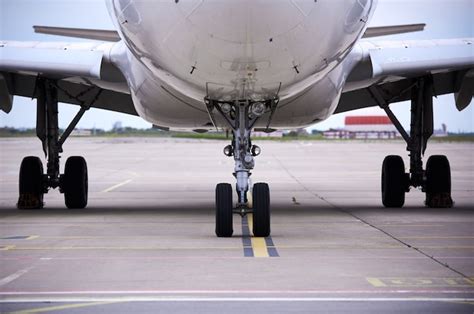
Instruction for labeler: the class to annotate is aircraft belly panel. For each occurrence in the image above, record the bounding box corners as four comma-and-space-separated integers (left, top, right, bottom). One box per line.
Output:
110, 0, 373, 97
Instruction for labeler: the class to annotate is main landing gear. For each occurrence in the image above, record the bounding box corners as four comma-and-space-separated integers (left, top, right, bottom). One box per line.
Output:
206, 99, 277, 237
17, 78, 94, 209
370, 77, 453, 208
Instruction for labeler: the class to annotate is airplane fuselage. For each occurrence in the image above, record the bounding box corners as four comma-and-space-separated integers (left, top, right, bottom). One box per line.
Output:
106, 0, 377, 129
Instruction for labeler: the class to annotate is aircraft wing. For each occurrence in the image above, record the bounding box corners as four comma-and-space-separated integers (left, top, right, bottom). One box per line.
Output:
337, 38, 474, 113
0, 41, 136, 115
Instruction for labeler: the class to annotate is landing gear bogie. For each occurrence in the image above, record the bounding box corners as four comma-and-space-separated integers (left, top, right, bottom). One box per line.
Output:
371, 77, 454, 208
17, 78, 91, 210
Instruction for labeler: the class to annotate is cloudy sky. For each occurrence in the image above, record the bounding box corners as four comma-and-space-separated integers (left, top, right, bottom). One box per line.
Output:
1, 0, 473, 131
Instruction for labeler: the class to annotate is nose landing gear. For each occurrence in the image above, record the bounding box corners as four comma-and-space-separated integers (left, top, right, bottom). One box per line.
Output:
207, 99, 275, 237
371, 77, 453, 208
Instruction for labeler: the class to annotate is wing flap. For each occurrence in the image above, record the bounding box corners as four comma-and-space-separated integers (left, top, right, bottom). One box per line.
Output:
34, 26, 121, 42
455, 68, 474, 111
0, 73, 13, 113
337, 70, 466, 114
1, 72, 137, 116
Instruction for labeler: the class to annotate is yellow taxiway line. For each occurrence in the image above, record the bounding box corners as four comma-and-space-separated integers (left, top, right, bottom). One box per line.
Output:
247, 214, 270, 258
9, 301, 121, 314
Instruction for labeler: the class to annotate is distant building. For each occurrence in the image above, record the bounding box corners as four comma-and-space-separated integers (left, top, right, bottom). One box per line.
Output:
323, 128, 352, 139
323, 115, 399, 139
253, 130, 284, 138
112, 121, 123, 133
71, 128, 93, 136
434, 123, 448, 137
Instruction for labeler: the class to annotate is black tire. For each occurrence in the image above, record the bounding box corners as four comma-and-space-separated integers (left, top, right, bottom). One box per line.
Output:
253, 183, 270, 237
215, 183, 233, 237
18, 156, 44, 209
63, 156, 88, 209
426, 155, 452, 207
381, 155, 406, 208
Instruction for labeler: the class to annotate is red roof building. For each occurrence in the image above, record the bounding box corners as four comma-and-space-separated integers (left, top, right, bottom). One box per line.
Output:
323, 115, 400, 139
345, 115, 397, 133
345, 116, 392, 125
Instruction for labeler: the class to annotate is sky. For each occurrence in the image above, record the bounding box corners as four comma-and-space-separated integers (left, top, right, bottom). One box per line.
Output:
1, 0, 473, 132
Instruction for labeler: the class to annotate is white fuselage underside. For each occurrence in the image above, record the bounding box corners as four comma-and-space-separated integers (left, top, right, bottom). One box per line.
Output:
106, 0, 376, 129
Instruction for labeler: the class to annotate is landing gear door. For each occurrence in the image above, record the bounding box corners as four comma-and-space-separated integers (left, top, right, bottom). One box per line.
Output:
205, 81, 281, 103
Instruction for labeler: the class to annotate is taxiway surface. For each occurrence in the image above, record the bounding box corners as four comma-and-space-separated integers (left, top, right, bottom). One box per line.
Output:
0, 137, 473, 313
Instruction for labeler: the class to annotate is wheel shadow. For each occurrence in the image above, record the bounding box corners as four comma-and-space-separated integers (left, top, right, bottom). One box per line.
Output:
1, 201, 472, 218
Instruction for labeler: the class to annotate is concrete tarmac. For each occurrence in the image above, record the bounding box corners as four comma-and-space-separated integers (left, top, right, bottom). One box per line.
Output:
0, 137, 473, 313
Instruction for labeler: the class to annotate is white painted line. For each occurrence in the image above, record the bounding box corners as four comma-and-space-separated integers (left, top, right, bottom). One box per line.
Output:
1, 297, 473, 303
2, 256, 474, 261
0, 267, 34, 287
101, 179, 133, 193
5, 300, 121, 314
0, 289, 473, 295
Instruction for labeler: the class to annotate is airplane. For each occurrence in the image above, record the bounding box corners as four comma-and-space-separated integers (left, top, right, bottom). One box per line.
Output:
1, 0, 473, 237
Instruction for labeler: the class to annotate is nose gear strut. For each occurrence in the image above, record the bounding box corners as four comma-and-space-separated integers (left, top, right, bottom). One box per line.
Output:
206, 97, 278, 237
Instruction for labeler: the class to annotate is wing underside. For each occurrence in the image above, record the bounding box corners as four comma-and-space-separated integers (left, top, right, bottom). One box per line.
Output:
1, 34, 473, 124
0, 41, 136, 115
337, 38, 474, 114
1, 72, 136, 116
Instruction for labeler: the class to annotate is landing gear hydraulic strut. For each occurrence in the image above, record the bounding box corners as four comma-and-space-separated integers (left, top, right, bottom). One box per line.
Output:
369, 76, 453, 208
206, 97, 278, 237
17, 78, 96, 209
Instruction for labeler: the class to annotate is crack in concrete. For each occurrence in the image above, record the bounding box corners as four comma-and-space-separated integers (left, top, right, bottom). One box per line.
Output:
272, 154, 472, 281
